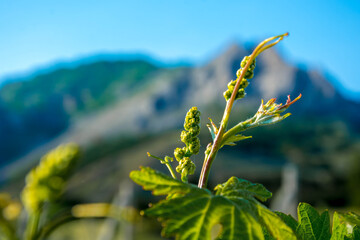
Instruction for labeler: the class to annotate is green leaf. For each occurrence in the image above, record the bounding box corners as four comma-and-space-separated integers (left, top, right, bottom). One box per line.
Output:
129, 166, 195, 196
337, 212, 360, 226
256, 204, 298, 240
296, 202, 331, 240
131, 167, 297, 240
290, 204, 359, 240
351, 226, 360, 240
263, 228, 276, 240
220, 134, 252, 147
276, 211, 299, 233
331, 212, 348, 240
331, 212, 360, 240
146, 190, 264, 240
214, 176, 272, 202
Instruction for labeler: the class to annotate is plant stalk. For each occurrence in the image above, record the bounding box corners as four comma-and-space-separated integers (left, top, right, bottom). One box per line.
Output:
198, 33, 288, 189
221, 118, 254, 145
147, 153, 177, 179
25, 210, 41, 240
165, 163, 177, 179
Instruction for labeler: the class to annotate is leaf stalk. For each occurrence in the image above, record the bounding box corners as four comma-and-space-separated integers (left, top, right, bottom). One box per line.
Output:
147, 152, 177, 179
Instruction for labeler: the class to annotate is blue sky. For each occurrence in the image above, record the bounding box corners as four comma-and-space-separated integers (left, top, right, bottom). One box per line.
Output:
1, 0, 359, 98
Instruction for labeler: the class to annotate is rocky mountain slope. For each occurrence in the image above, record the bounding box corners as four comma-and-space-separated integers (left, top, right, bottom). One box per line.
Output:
1, 42, 359, 163
0, 43, 359, 206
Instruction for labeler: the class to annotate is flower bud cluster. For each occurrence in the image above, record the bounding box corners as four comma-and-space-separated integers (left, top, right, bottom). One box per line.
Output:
176, 157, 195, 181
21, 143, 80, 213
174, 107, 200, 182
223, 56, 256, 101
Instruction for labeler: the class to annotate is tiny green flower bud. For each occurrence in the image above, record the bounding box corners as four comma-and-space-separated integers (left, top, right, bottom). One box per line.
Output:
186, 107, 200, 119
235, 88, 246, 100
188, 138, 200, 155
164, 156, 173, 162
180, 130, 192, 143
240, 56, 256, 80
184, 118, 200, 131
193, 116, 200, 125
239, 79, 249, 89
174, 147, 185, 161
189, 125, 200, 137
244, 70, 254, 79
240, 56, 256, 69
176, 157, 196, 182
223, 90, 232, 101
227, 80, 236, 87
184, 122, 191, 131
227, 80, 236, 92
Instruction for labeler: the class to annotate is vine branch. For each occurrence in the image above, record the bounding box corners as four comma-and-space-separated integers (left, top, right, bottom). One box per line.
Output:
198, 33, 289, 189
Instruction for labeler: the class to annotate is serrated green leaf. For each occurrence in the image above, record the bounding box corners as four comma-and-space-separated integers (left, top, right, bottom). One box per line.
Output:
276, 211, 299, 233
337, 212, 360, 226
215, 176, 272, 202
331, 212, 360, 240
146, 190, 264, 240
215, 177, 295, 239
318, 212, 331, 240
331, 212, 348, 240
220, 134, 252, 147
129, 166, 196, 196
257, 204, 297, 240
296, 202, 331, 240
131, 167, 297, 240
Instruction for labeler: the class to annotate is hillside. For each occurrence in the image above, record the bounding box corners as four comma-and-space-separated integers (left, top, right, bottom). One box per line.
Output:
0, 60, 188, 163
0, 43, 359, 207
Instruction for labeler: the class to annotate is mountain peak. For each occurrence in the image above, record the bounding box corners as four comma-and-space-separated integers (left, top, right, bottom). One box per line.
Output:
210, 42, 248, 66
1, 41, 360, 167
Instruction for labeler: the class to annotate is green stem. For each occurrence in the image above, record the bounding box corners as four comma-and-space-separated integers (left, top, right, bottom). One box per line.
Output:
197, 33, 288, 189
220, 118, 254, 145
25, 209, 41, 240
147, 153, 177, 179
166, 163, 177, 179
